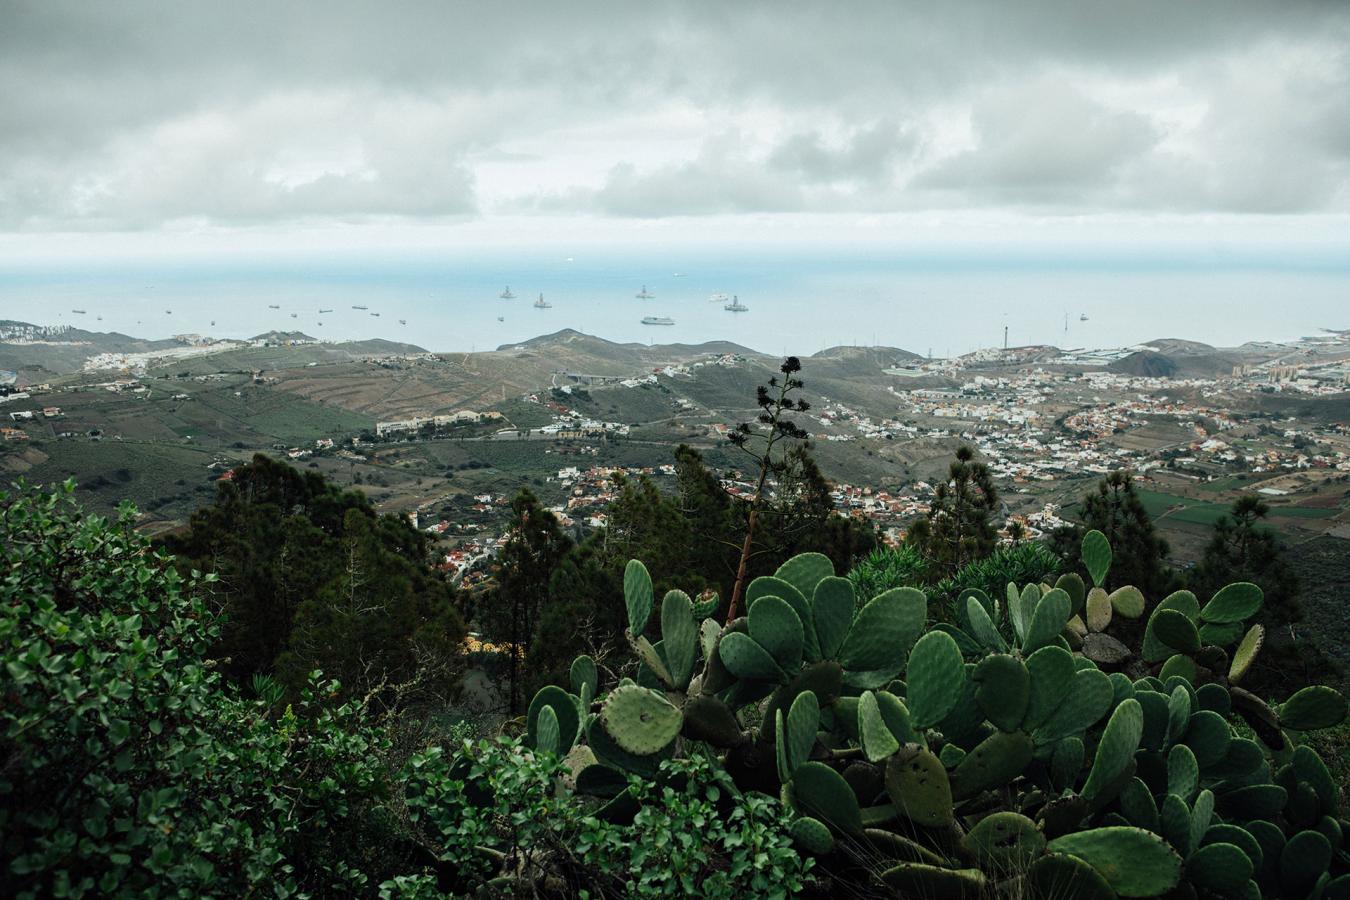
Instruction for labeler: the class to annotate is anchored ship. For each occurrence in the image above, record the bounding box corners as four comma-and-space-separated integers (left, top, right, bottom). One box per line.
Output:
724, 295, 748, 312
268, 304, 281, 309
708, 292, 730, 303
352, 304, 368, 310
636, 285, 655, 299
71, 309, 86, 315
534, 293, 552, 308
641, 316, 674, 326
500, 286, 516, 299
319, 308, 333, 313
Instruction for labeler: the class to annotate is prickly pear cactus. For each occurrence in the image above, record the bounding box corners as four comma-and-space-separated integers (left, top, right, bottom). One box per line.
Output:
514, 540, 1348, 898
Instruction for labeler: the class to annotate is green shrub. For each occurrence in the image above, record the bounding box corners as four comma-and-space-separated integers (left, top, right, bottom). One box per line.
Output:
928, 539, 1062, 614
1, 481, 399, 898
399, 738, 810, 897
847, 544, 928, 604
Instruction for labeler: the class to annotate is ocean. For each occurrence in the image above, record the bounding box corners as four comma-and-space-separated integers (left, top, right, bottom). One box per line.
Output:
1, 246, 1347, 357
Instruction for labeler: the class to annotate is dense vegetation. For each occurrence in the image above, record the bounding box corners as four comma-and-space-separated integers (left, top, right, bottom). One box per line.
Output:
5, 358, 1348, 897
160, 454, 464, 703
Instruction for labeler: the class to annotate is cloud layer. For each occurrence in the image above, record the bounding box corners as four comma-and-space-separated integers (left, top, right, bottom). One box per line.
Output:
1, 0, 1348, 231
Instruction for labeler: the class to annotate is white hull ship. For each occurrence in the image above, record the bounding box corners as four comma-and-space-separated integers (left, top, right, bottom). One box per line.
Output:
708, 292, 730, 303
636, 285, 655, 299
724, 295, 748, 312
500, 286, 516, 299
641, 316, 674, 326
534, 293, 552, 308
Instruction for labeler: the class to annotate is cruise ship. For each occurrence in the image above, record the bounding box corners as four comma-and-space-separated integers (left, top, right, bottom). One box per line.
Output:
636, 285, 655, 299
500, 286, 516, 299
724, 295, 748, 312
534, 293, 552, 308
641, 316, 674, 326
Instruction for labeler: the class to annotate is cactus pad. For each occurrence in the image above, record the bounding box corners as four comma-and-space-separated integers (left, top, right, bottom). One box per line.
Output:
682, 694, 744, 748
974, 653, 1030, 732
811, 576, 855, 659
905, 630, 966, 728
623, 558, 653, 635
1082, 699, 1143, 805
1108, 585, 1146, 619
570, 654, 598, 699
1046, 826, 1184, 897
789, 816, 834, 854
791, 761, 863, 836
1159, 653, 1197, 684
759, 660, 843, 741
884, 744, 952, 827
880, 863, 987, 897
535, 704, 560, 756
1086, 587, 1112, 633
1184, 709, 1231, 767
1201, 581, 1264, 624
1280, 685, 1348, 731
1120, 777, 1160, 831
1024, 587, 1072, 654
1168, 743, 1199, 801
527, 685, 580, 755
859, 691, 899, 762
1081, 529, 1113, 587
599, 684, 682, 755
1023, 644, 1076, 732
1050, 737, 1085, 793
1188, 841, 1254, 893
966, 592, 1008, 652
1027, 853, 1116, 900
784, 689, 820, 770
1293, 745, 1338, 817
1143, 590, 1200, 662
748, 594, 805, 672
717, 631, 784, 683
1034, 667, 1113, 744
963, 812, 1045, 871
1056, 572, 1087, 615
1281, 829, 1333, 897
838, 586, 927, 675
775, 552, 834, 601
660, 589, 698, 688
1152, 609, 1201, 655
952, 729, 1034, 800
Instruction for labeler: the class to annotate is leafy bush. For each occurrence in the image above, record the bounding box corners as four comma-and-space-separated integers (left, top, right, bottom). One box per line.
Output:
1, 481, 400, 898
399, 737, 810, 896
928, 539, 1062, 615
847, 544, 928, 604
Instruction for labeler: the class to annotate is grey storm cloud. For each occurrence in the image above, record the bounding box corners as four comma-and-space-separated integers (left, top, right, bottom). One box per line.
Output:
0, 0, 1348, 229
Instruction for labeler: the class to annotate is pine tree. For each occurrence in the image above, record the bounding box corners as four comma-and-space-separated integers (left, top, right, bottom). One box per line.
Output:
1190, 496, 1299, 611
1051, 471, 1173, 595
725, 357, 812, 620
161, 454, 464, 702
482, 489, 573, 713
909, 445, 999, 580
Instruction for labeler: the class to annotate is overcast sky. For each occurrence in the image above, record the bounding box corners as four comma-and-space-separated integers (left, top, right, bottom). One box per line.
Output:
2, 0, 1348, 259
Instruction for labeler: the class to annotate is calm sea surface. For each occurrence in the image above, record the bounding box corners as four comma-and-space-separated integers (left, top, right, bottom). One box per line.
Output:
1, 248, 1347, 356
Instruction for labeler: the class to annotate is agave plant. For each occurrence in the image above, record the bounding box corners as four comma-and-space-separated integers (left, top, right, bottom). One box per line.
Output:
519, 531, 1348, 898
